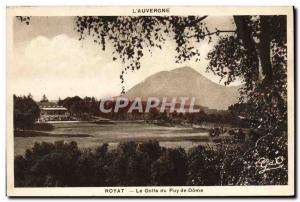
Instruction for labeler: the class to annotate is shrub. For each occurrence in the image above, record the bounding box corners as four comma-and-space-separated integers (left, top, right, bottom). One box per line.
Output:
151, 148, 188, 186
14, 138, 287, 187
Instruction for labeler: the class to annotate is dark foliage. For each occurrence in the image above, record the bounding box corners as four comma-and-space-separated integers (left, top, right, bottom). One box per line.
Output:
13, 95, 40, 130
14, 138, 287, 187
151, 147, 188, 186
59, 96, 99, 119
15, 15, 289, 186
207, 16, 287, 131
206, 16, 288, 184
16, 16, 31, 25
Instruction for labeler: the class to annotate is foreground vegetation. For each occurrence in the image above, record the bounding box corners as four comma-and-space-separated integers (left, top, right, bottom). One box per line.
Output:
14, 15, 288, 187
15, 136, 287, 187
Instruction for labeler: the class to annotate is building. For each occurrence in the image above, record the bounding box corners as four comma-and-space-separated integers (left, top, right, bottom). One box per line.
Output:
38, 101, 70, 122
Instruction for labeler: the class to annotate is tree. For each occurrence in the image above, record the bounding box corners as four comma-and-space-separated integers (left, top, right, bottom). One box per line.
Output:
74, 16, 287, 127
15, 139, 286, 187
75, 16, 209, 93
17, 15, 288, 185
13, 95, 40, 130
158, 110, 168, 123
75, 15, 288, 185
187, 145, 222, 185
18, 16, 287, 119
206, 16, 287, 185
151, 148, 188, 186
207, 16, 287, 132
60, 96, 86, 117
148, 108, 159, 121
40, 94, 49, 103
57, 97, 62, 106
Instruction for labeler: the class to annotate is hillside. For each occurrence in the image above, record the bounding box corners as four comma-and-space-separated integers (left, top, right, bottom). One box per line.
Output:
125, 66, 240, 110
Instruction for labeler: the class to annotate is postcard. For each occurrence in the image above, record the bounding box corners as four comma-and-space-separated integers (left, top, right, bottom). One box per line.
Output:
6, 6, 294, 197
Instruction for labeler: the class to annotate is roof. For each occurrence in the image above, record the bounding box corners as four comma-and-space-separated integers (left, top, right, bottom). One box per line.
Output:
38, 101, 58, 107
40, 106, 68, 111
38, 101, 68, 110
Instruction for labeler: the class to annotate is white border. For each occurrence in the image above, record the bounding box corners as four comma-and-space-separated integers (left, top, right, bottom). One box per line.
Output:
5, 5, 295, 198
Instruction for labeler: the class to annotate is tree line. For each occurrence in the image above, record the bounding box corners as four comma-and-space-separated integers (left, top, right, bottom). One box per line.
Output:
14, 94, 249, 127
60, 96, 249, 127
14, 138, 287, 187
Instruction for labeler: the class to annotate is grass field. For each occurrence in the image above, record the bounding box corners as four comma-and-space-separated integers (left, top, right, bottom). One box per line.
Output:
14, 122, 224, 156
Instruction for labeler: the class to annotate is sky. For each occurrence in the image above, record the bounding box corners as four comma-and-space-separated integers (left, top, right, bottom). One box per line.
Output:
12, 16, 240, 101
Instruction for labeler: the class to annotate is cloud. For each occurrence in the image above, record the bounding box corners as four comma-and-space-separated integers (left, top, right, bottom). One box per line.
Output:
16, 34, 105, 77
11, 33, 242, 101
12, 34, 122, 100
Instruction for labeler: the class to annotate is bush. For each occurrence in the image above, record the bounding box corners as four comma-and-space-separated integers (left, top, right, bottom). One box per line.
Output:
151, 148, 188, 186
14, 139, 287, 187
15, 141, 81, 187
209, 128, 221, 137
187, 146, 221, 185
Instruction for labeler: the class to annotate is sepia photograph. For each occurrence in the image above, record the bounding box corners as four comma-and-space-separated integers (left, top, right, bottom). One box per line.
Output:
6, 6, 294, 197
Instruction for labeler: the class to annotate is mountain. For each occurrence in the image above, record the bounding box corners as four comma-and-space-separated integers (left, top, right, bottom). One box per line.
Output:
125, 66, 240, 110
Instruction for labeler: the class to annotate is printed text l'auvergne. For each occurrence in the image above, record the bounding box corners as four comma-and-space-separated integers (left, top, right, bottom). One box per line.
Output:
132, 8, 170, 14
